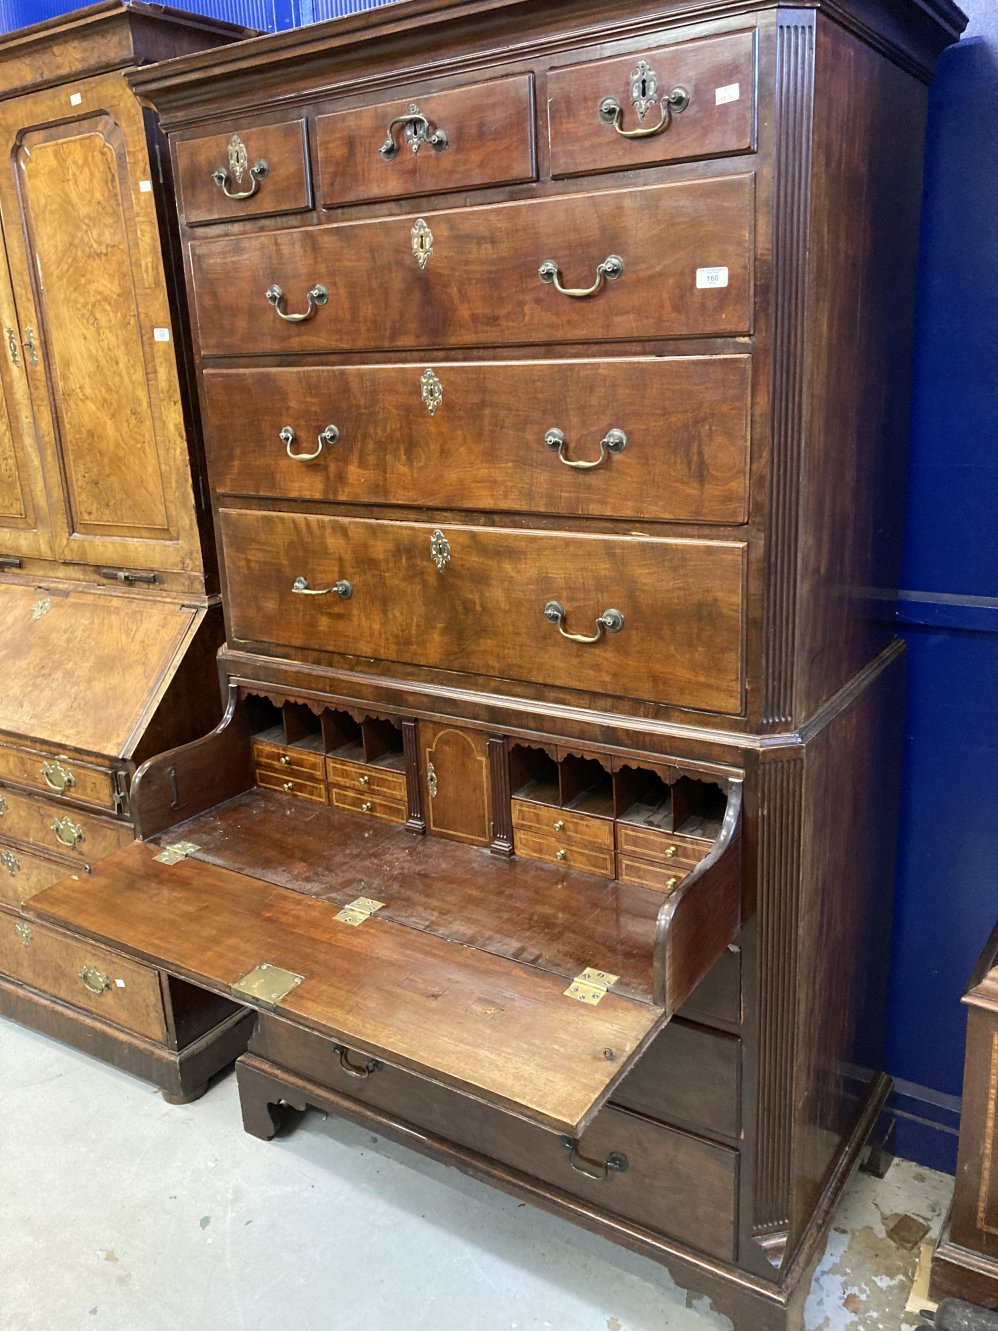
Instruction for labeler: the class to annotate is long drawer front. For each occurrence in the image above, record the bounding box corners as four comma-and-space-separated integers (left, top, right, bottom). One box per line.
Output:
0, 909, 167, 1041
0, 786, 132, 862
192, 175, 753, 356
0, 740, 117, 811
220, 509, 746, 713
250, 1014, 737, 1261
202, 356, 750, 523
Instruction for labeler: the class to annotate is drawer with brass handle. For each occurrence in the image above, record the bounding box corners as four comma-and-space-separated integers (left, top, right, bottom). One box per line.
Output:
513, 829, 615, 878
548, 29, 755, 178
330, 786, 407, 825
176, 118, 311, 225
191, 174, 752, 356
326, 757, 406, 801
0, 908, 167, 1041
220, 507, 747, 715
616, 823, 711, 867
0, 840, 81, 908
316, 74, 536, 208
202, 355, 750, 524
251, 738, 325, 780
0, 741, 117, 810
0, 786, 132, 861
615, 853, 688, 893
511, 798, 613, 851
255, 768, 327, 804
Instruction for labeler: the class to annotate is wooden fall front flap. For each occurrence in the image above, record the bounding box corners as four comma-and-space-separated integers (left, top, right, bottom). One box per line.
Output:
30, 838, 667, 1135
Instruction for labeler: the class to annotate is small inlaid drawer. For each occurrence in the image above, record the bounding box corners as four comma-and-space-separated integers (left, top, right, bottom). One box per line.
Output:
326, 757, 405, 801
0, 909, 167, 1041
330, 786, 406, 825
514, 829, 614, 878
616, 854, 687, 892
251, 738, 325, 780
548, 29, 755, 179
316, 74, 536, 208
0, 841, 79, 908
255, 768, 327, 803
511, 799, 613, 850
177, 118, 311, 225
0, 741, 116, 811
0, 786, 132, 861
616, 823, 709, 868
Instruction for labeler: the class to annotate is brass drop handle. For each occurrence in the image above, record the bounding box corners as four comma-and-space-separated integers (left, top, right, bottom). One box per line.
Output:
598, 85, 690, 139
331, 1042, 381, 1078
40, 760, 74, 793
0, 850, 18, 877
80, 965, 110, 996
560, 1136, 628, 1180
212, 158, 268, 199
538, 254, 624, 299
380, 105, 448, 160
544, 600, 624, 643
545, 427, 627, 470
291, 575, 352, 599
280, 424, 339, 461
52, 816, 85, 849
265, 283, 328, 323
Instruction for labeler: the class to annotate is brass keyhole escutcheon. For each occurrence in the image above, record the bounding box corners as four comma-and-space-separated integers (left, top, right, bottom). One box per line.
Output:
427, 761, 438, 798
411, 218, 433, 270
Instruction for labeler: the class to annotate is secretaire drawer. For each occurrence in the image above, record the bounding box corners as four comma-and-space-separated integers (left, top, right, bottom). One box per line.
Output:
250, 1015, 737, 1261
548, 29, 756, 178
326, 757, 406, 801
316, 74, 535, 207
191, 174, 753, 355
176, 119, 311, 224
0, 787, 132, 861
0, 909, 167, 1041
511, 799, 613, 850
0, 841, 79, 908
251, 737, 325, 779
220, 509, 746, 714
201, 356, 750, 525
0, 741, 117, 811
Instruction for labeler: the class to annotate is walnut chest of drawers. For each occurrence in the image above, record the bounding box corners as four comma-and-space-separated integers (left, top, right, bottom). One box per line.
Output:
28, 0, 965, 1326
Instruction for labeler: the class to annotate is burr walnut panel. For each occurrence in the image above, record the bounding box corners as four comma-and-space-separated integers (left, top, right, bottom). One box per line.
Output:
190, 175, 753, 356
218, 508, 747, 714
201, 356, 750, 524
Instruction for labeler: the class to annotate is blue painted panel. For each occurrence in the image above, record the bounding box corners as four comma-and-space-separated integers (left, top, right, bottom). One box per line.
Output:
0, 0, 397, 35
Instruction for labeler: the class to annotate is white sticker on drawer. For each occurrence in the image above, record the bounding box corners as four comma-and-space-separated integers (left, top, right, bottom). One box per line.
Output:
69, 92, 82, 106
153, 327, 171, 342
696, 266, 729, 289
715, 83, 740, 106
139, 180, 153, 193
115, 979, 126, 988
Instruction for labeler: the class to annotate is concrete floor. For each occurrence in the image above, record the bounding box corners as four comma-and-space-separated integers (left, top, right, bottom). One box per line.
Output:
0, 1019, 952, 1331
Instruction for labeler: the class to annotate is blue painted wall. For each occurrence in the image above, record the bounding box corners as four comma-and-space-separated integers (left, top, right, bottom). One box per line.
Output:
0, 0, 993, 1170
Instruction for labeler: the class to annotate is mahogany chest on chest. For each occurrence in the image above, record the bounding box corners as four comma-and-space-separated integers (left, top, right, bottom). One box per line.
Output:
28, 0, 965, 1325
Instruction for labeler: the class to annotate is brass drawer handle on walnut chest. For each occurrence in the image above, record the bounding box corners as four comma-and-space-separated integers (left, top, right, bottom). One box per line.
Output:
291, 575, 352, 599
598, 60, 690, 140
545, 426, 626, 470
51, 816, 85, 849
1, 849, 18, 877
331, 1042, 381, 1078
280, 423, 340, 460
379, 104, 448, 160
212, 159, 269, 200
40, 760, 74, 793
538, 254, 624, 299
265, 283, 328, 322
544, 600, 624, 643
559, 1135, 629, 1180
79, 964, 110, 996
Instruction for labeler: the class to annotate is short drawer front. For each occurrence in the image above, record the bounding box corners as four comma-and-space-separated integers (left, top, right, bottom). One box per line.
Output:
250, 1016, 737, 1261
192, 175, 753, 356
329, 787, 407, 825
316, 74, 536, 207
0, 743, 116, 810
0, 910, 167, 1041
548, 30, 756, 178
325, 757, 406, 801
610, 1018, 740, 1141
511, 799, 613, 850
202, 356, 750, 524
0, 787, 132, 861
616, 854, 686, 892
177, 119, 311, 224
515, 829, 615, 878
616, 823, 708, 867
255, 768, 327, 803
250, 738, 326, 779
220, 509, 747, 714
0, 841, 77, 908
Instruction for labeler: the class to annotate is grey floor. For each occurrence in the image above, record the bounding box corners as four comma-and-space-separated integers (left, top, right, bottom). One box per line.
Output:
0, 1019, 951, 1331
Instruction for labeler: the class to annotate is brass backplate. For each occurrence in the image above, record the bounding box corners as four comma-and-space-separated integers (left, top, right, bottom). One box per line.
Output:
564, 967, 620, 1005
232, 962, 304, 1009
334, 896, 385, 927
153, 840, 201, 866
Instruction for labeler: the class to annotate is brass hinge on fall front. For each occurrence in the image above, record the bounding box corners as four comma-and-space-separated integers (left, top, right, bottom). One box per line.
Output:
334, 896, 385, 927
565, 967, 620, 1006
152, 840, 200, 865
232, 962, 304, 1010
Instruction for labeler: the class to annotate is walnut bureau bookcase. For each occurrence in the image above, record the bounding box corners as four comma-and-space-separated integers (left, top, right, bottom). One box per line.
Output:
28, 0, 965, 1324
0, 2, 257, 1101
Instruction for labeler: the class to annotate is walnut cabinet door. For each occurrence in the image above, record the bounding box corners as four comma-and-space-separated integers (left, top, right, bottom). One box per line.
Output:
0, 73, 203, 580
